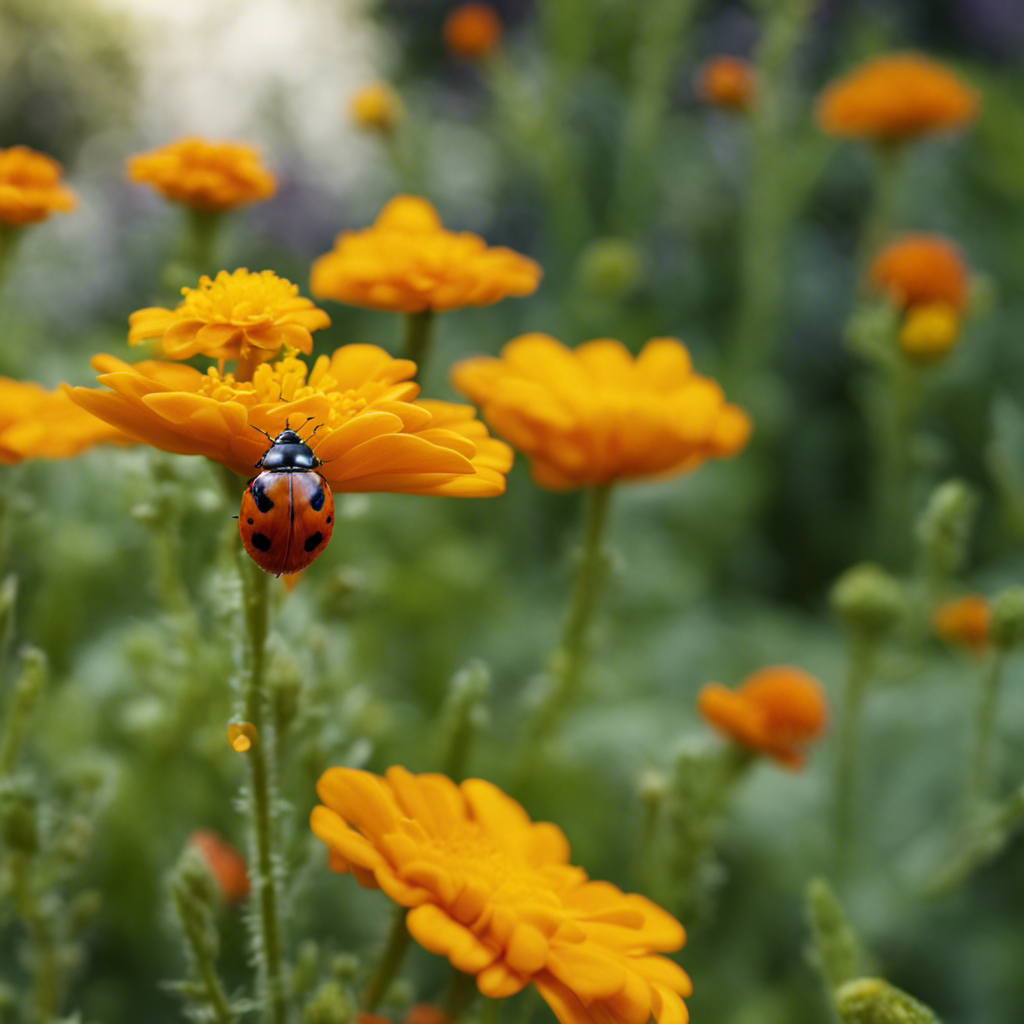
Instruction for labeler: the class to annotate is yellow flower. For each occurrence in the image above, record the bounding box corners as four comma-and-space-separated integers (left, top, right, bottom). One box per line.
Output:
0, 377, 132, 465
350, 82, 404, 135
128, 269, 331, 380
0, 146, 77, 226
126, 136, 277, 212
310, 196, 542, 314
452, 334, 751, 489
311, 766, 691, 1024
68, 346, 512, 497
898, 303, 960, 363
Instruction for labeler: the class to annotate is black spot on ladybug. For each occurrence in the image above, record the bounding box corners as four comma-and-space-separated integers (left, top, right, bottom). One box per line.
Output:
326, 515, 332, 524
247, 518, 254, 525
303, 531, 324, 552
251, 479, 274, 513
250, 532, 272, 551
309, 484, 326, 511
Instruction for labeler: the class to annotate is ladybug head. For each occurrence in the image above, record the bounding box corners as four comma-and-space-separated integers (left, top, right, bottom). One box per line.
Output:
273, 429, 304, 446
256, 426, 319, 471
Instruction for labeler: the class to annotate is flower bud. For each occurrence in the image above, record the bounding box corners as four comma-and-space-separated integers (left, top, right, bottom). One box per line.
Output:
806, 877, 865, 991
302, 982, 355, 1024
349, 82, 404, 136
831, 564, 907, 638
575, 238, 643, 299
836, 978, 939, 1024
915, 479, 975, 575
0, 783, 39, 854
899, 303, 960, 363
989, 585, 1024, 650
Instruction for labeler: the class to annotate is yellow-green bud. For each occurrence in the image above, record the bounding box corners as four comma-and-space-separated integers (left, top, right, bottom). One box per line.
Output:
575, 238, 644, 298
836, 978, 939, 1024
302, 981, 353, 1024
915, 480, 976, 578
990, 586, 1024, 649
831, 564, 907, 637
807, 877, 865, 991
0, 785, 39, 854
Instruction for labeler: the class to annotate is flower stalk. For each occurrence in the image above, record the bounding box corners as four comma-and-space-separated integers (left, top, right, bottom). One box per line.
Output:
402, 309, 437, 379
187, 207, 224, 277
361, 908, 411, 1013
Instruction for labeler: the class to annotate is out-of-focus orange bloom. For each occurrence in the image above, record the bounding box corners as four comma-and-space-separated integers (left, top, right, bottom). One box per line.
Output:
311, 196, 541, 314
312, 766, 691, 1024
452, 334, 751, 490
0, 378, 133, 465
443, 4, 501, 61
69, 346, 512, 497
698, 57, 755, 112
698, 666, 828, 769
188, 829, 250, 903
349, 82, 404, 135
0, 146, 77, 226
403, 1006, 449, 1024
128, 269, 330, 380
355, 1016, 391, 1024
934, 594, 990, 654
127, 136, 277, 212
868, 234, 969, 311
816, 53, 978, 143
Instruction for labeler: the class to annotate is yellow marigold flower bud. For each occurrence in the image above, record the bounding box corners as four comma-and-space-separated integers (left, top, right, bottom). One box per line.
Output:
311, 766, 691, 1024
452, 334, 751, 490
0, 377, 133, 465
836, 978, 939, 1024
68, 345, 512, 497
816, 53, 978, 143
443, 4, 501, 61
898, 303, 960, 362
698, 666, 828, 770
128, 269, 331, 381
349, 82, 404, 135
934, 594, 989, 654
831, 563, 907, 637
311, 195, 541, 314
869, 234, 969, 312
698, 56, 755, 112
228, 722, 257, 752
127, 136, 277, 212
0, 146, 77, 226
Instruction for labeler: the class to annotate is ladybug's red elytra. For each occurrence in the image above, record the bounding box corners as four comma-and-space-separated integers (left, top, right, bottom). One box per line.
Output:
239, 425, 335, 575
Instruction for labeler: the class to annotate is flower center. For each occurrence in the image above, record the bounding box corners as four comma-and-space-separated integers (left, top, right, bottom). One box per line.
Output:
179, 269, 299, 325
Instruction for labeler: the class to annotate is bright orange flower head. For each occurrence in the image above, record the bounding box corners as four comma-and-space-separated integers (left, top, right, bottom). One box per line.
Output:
0, 146, 77, 226
403, 1006, 450, 1024
698, 666, 828, 769
698, 57, 755, 112
188, 829, 250, 903
312, 766, 691, 1024
0, 377, 133, 465
127, 136, 277, 212
310, 196, 541, 315
350, 82, 405, 135
68, 345, 511, 497
934, 594, 990, 654
452, 334, 751, 490
816, 53, 978, 143
443, 4, 501, 60
128, 269, 330, 380
868, 233, 969, 312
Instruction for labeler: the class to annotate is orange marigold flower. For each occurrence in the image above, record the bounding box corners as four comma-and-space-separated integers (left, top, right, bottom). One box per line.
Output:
127, 136, 277, 212
868, 233, 969, 312
311, 196, 541, 315
128, 269, 330, 380
0, 377, 133, 465
188, 829, 250, 903
0, 146, 77, 226
698, 57, 755, 112
403, 1006, 450, 1024
452, 334, 751, 490
698, 666, 828, 770
312, 766, 691, 1024
816, 53, 978, 142
934, 594, 990, 654
443, 4, 501, 61
350, 82, 404, 135
68, 346, 512, 497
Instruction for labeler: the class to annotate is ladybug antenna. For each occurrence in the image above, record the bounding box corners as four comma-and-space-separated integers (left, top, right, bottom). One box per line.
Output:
307, 421, 323, 442
251, 424, 275, 443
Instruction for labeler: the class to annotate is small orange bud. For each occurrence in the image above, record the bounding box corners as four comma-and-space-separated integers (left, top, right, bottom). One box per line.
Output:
349, 82, 404, 135
698, 57, 755, 112
934, 594, 990, 654
443, 4, 501, 61
356, 1014, 392, 1024
403, 1006, 451, 1024
228, 721, 257, 753
869, 233, 969, 312
188, 829, 250, 903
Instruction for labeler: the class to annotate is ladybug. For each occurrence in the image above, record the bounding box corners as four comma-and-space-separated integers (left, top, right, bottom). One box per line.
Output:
239, 424, 335, 575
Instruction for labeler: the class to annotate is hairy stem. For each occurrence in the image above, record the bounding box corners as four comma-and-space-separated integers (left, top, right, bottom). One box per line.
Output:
362, 908, 411, 1013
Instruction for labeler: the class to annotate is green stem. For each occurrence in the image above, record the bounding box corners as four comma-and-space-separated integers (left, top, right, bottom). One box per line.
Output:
856, 143, 905, 278
239, 561, 289, 1024
477, 997, 503, 1024
186, 208, 223, 277
171, 880, 239, 1024
0, 225, 22, 290
442, 969, 478, 1021
10, 850, 62, 1023
834, 631, 879, 878
966, 648, 1006, 819
402, 310, 437, 379
362, 908, 411, 1012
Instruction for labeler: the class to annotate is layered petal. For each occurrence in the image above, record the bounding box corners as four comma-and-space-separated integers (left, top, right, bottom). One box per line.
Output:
0, 146, 76, 226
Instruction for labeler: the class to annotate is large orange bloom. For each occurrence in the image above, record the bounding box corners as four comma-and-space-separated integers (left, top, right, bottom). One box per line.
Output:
452, 335, 750, 490
868, 233, 968, 311
0, 146, 77, 226
127, 136, 277, 212
0, 378, 132, 465
310, 196, 541, 314
443, 5, 501, 61
68, 346, 511, 496
312, 767, 691, 1024
816, 53, 978, 142
128, 269, 330, 378
698, 666, 828, 770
